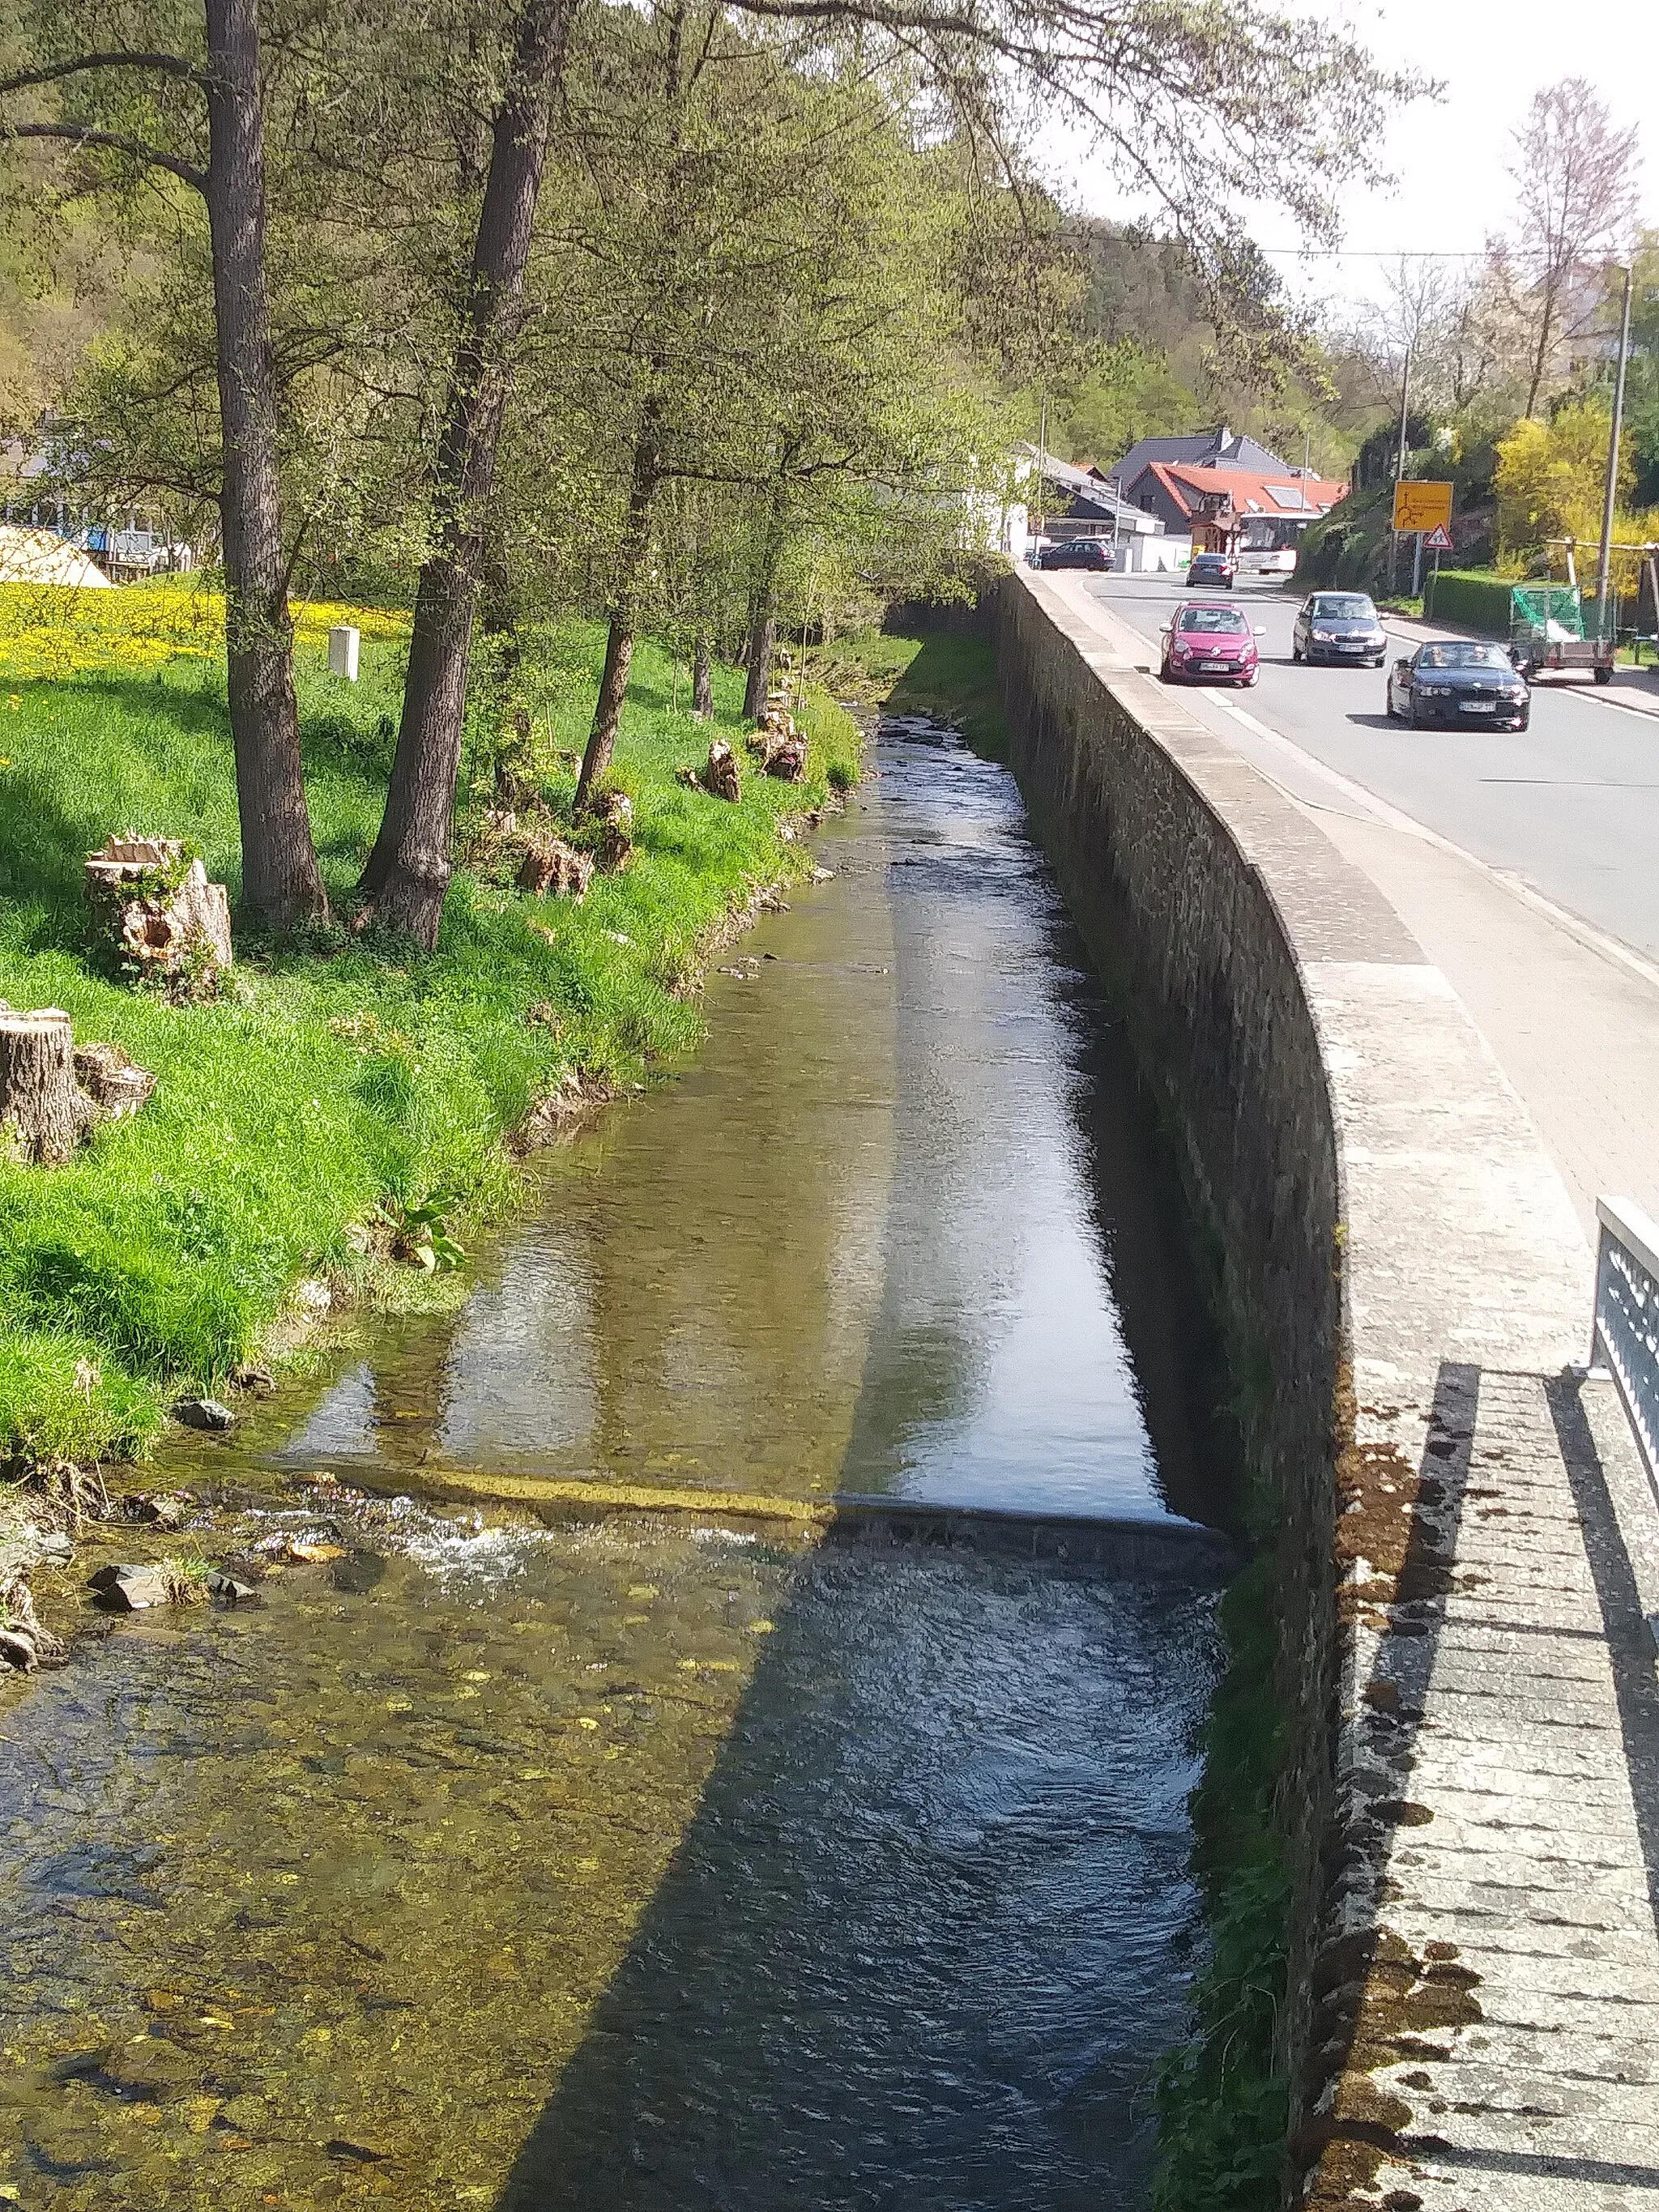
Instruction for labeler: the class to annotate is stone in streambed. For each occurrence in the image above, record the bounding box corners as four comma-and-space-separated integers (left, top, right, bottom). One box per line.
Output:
87, 1563, 174, 1611
173, 1397, 235, 1431
205, 1571, 259, 1605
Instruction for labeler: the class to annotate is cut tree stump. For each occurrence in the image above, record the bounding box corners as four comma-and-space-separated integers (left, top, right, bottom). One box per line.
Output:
0, 1007, 88, 1164
516, 835, 595, 900
74, 1041, 158, 1120
705, 739, 741, 802
84, 834, 233, 994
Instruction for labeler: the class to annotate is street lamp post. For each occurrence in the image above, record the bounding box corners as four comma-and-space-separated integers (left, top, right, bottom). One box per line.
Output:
1593, 266, 1635, 645
1387, 340, 1414, 595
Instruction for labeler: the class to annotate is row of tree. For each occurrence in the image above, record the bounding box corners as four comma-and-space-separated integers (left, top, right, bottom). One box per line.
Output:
0, 0, 1417, 944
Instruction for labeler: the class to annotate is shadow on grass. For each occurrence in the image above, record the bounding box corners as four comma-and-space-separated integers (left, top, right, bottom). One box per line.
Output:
887, 634, 1006, 758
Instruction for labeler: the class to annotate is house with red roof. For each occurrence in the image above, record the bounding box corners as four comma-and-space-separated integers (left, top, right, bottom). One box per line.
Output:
1108, 428, 1347, 556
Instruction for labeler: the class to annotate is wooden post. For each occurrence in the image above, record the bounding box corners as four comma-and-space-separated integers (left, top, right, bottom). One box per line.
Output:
0, 1008, 88, 1164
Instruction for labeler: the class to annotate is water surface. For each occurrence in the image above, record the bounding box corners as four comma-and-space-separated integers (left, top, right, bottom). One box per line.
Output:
0, 720, 1228, 2211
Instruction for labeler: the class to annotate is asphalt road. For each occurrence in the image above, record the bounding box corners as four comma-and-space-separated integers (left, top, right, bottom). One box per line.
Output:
1085, 573, 1659, 960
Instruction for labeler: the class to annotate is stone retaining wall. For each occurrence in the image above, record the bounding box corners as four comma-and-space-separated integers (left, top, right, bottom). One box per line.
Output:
994, 570, 1648, 2211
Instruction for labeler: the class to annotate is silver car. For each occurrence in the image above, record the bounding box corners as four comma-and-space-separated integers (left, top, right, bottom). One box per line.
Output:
1292, 591, 1388, 667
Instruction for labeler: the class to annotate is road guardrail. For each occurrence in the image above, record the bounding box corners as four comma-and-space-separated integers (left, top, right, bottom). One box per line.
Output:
1591, 1196, 1659, 1497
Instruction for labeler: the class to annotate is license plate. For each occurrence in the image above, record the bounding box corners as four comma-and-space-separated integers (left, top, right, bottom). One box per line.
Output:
1461, 700, 1495, 713
1340, 643, 1364, 653
1200, 661, 1230, 673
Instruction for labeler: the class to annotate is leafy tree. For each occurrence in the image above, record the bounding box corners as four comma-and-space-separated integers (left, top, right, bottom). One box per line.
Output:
0, 0, 329, 927
1495, 397, 1630, 557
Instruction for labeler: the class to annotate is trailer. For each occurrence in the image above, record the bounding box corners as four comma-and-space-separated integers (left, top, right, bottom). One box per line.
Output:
1508, 583, 1615, 685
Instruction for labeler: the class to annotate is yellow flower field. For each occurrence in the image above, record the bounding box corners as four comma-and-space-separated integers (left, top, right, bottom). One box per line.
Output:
0, 578, 410, 681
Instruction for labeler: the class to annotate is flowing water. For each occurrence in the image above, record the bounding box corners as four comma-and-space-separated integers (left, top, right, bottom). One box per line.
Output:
0, 719, 1233, 2211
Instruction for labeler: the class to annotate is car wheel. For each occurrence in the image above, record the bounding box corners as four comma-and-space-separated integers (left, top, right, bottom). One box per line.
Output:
1407, 699, 1424, 730
1292, 642, 1302, 663
1517, 710, 1530, 731
1242, 667, 1259, 687
1594, 664, 1613, 685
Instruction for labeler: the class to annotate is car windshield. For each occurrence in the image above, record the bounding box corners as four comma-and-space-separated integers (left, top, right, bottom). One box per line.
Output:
1417, 642, 1510, 670
1178, 607, 1248, 634
1311, 595, 1375, 619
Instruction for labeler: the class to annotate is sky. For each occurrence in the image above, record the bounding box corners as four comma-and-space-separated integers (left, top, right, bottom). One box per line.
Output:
1052, 0, 1659, 315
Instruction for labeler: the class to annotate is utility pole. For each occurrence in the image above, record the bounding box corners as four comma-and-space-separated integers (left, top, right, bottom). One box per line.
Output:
1387, 341, 1413, 595
1593, 266, 1634, 645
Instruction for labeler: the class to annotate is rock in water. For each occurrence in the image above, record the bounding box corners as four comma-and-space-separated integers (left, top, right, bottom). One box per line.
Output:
173, 1397, 235, 1432
87, 1563, 175, 1611
704, 739, 741, 802
205, 1571, 258, 1605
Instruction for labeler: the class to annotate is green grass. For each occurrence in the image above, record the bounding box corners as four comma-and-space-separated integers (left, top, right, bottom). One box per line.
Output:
806, 631, 1006, 754
0, 617, 859, 1464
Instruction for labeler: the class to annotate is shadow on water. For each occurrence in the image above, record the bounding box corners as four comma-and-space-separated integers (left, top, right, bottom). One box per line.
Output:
492, 1529, 1227, 2212
19, 714, 1240, 2210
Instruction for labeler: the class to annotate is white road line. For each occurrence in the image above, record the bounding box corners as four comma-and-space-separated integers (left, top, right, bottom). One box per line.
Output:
1066, 583, 1659, 995
1197, 688, 1659, 996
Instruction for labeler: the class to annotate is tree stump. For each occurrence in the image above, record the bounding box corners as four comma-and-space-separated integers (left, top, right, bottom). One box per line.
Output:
0, 1008, 88, 1164
705, 739, 742, 802
74, 1042, 158, 1120
516, 835, 595, 900
84, 835, 233, 995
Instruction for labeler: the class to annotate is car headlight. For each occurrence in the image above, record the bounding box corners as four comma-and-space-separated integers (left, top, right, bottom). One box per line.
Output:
1311, 629, 1335, 641
1419, 683, 1452, 696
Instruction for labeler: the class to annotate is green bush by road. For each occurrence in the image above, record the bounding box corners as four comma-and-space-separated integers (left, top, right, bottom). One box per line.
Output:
0, 608, 858, 1466
1421, 569, 1515, 635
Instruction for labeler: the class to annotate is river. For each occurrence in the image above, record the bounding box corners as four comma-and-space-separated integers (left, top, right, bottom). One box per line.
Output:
0, 717, 1232, 2211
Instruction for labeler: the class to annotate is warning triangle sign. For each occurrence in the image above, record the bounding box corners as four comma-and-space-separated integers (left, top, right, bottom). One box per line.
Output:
1422, 524, 1453, 551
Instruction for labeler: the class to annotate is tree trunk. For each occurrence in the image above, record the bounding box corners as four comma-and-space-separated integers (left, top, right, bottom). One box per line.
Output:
203, 0, 326, 930
358, 0, 572, 948
574, 399, 663, 812
0, 1008, 87, 1166
741, 479, 791, 721
692, 629, 713, 718
741, 591, 778, 721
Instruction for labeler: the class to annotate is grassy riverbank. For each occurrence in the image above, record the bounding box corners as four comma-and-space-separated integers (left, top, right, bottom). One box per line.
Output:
804, 630, 1005, 754
0, 586, 859, 1467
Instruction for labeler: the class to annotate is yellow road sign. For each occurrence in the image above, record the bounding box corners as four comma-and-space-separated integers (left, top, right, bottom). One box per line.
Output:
1392, 480, 1453, 533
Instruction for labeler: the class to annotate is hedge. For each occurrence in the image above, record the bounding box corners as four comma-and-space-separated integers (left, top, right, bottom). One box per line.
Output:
1422, 569, 1514, 636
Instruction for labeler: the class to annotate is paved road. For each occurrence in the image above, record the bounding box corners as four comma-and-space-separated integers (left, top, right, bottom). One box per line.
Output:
1047, 571, 1659, 1237
1086, 573, 1659, 960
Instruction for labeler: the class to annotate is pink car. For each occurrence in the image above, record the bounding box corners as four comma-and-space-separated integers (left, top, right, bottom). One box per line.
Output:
1160, 602, 1264, 686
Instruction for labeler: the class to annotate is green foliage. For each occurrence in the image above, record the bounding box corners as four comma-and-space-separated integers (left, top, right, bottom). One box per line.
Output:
1152, 1550, 1291, 2212
0, 617, 859, 1463
1421, 569, 1516, 636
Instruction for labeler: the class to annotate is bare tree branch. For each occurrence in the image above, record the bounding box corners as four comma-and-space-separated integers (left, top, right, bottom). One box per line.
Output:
0, 120, 207, 192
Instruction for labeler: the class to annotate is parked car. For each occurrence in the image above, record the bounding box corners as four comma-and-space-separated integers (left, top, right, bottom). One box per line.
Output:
1034, 538, 1115, 572
1385, 639, 1530, 730
1187, 550, 1235, 588
1160, 603, 1265, 687
1293, 591, 1388, 666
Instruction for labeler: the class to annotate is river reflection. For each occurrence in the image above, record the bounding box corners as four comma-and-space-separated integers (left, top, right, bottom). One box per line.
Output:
288, 721, 1213, 1524
0, 719, 1230, 2210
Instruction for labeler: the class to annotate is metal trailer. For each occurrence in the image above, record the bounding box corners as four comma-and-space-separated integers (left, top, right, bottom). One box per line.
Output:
1508, 582, 1616, 685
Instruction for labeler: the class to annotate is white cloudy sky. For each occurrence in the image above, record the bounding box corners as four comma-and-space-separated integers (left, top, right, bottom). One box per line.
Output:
1050, 0, 1659, 312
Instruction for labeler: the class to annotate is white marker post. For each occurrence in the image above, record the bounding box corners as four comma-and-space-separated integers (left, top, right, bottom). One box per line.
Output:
327, 624, 360, 682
